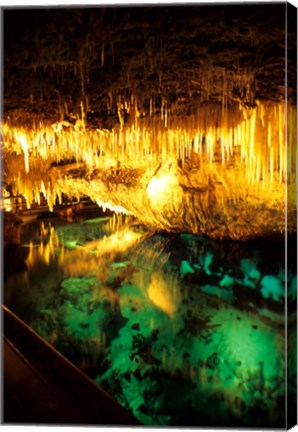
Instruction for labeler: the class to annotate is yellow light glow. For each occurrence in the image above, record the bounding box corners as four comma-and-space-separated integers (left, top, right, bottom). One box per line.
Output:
59, 227, 145, 278
95, 200, 131, 215
1, 100, 296, 220
25, 215, 144, 276
1, 189, 13, 212
147, 172, 178, 204
18, 133, 29, 173
147, 271, 180, 317
26, 225, 59, 268
3, 101, 295, 179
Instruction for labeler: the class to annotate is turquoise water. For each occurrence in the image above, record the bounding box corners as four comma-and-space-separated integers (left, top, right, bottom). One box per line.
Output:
3, 213, 297, 427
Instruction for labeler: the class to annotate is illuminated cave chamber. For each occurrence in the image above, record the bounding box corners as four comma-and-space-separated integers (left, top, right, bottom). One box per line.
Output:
3, 5, 297, 239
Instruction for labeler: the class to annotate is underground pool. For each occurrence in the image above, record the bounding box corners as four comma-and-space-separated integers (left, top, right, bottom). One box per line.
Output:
3, 212, 297, 428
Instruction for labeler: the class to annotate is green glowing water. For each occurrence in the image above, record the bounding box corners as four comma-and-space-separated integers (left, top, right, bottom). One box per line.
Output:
3, 214, 297, 428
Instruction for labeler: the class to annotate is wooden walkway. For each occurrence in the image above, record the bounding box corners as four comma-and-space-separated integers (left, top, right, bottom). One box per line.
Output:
2, 305, 141, 426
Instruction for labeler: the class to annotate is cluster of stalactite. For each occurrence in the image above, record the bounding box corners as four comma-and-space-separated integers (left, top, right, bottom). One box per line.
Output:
2, 100, 297, 239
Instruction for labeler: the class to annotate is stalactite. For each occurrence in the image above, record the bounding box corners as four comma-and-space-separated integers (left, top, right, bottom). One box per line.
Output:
101, 43, 105, 67
79, 60, 85, 99
110, 36, 115, 65
2, 101, 296, 227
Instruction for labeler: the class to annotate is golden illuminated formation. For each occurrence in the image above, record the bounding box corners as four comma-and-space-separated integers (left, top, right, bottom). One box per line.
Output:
2, 100, 297, 239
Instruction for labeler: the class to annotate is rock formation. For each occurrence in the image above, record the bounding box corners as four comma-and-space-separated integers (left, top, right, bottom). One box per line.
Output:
2, 4, 297, 239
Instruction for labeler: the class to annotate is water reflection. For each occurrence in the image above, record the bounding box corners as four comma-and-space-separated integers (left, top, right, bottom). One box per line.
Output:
3, 214, 296, 428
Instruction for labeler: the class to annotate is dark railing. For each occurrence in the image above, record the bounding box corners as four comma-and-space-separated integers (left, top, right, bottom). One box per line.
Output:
2, 305, 142, 426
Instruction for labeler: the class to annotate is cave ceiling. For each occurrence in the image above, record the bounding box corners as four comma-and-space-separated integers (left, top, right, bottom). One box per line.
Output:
4, 4, 296, 126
